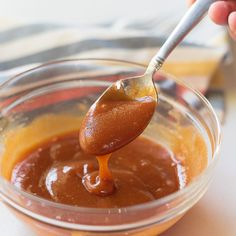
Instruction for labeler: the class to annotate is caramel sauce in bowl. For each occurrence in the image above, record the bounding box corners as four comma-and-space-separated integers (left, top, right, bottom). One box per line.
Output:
0, 59, 220, 236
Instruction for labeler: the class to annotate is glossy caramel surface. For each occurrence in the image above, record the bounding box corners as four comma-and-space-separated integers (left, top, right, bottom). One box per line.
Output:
79, 83, 156, 155
11, 132, 182, 208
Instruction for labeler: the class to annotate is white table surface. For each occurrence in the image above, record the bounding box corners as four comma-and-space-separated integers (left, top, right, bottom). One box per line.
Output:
0, 1, 236, 235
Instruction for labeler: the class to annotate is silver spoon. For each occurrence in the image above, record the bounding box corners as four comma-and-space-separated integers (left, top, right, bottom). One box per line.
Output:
80, 0, 217, 155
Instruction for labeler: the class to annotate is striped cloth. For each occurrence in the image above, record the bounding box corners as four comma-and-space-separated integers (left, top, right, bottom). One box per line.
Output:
0, 17, 228, 121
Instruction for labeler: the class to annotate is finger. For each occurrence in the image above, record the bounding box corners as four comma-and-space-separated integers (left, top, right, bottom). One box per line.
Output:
228, 27, 236, 41
228, 11, 236, 40
209, 1, 236, 25
187, 0, 195, 6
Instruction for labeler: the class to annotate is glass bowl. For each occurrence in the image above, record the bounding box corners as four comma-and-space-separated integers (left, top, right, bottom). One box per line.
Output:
0, 59, 221, 236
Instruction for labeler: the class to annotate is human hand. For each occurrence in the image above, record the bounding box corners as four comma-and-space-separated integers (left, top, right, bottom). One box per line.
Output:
188, 0, 236, 40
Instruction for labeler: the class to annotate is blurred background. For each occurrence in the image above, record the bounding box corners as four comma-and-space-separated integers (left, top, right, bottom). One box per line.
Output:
0, 0, 235, 235
0, 0, 186, 25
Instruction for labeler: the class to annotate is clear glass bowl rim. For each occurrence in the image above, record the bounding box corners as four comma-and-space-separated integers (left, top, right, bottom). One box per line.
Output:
0, 58, 221, 215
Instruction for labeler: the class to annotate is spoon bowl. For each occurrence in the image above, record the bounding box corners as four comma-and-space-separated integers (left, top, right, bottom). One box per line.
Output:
79, 74, 157, 155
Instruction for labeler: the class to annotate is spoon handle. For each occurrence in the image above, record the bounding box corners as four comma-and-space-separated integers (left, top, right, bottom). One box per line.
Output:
146, 0, 217, 74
